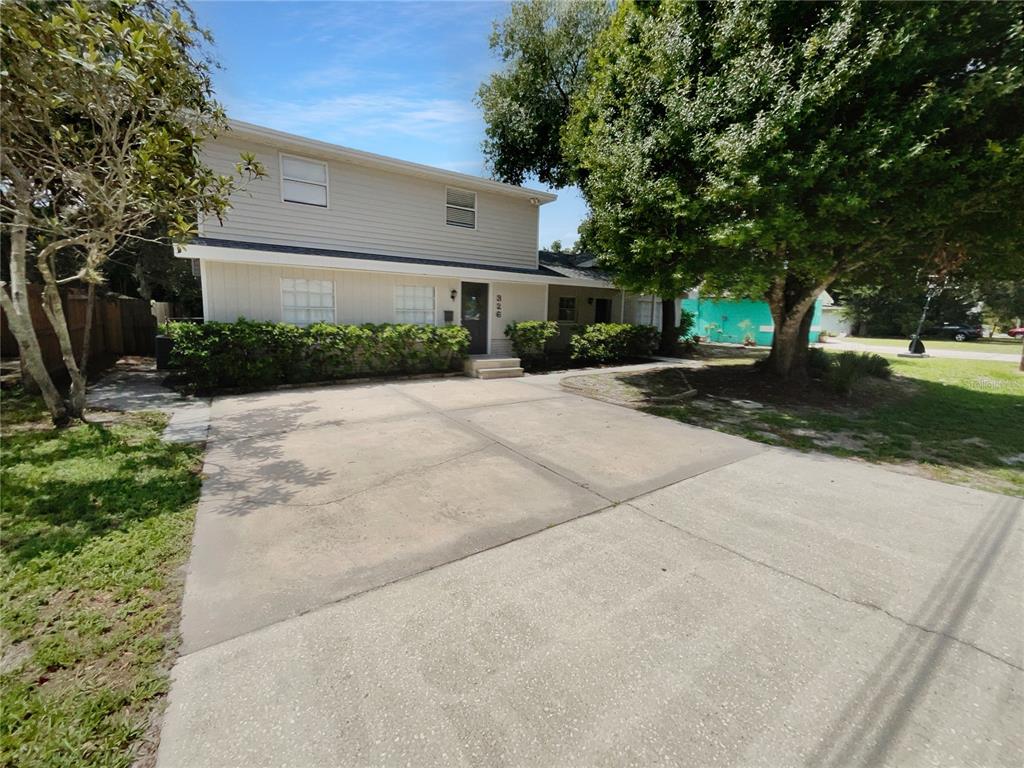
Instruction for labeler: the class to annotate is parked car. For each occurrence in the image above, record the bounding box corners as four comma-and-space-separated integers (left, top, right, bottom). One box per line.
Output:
920, 323, 984, 342
1007, 326, 1024, 338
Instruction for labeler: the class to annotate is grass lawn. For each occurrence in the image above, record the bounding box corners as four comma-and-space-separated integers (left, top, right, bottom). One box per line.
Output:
565, 350, 1023, 496
1, 390, 202, 768
651, 355, 1024, 496
837, 336, 1023, 352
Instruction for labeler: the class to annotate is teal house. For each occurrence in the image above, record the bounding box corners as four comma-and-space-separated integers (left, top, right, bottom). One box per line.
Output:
681, 293, 826, 346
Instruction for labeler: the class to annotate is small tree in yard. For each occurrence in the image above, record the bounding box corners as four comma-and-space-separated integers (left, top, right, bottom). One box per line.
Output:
1, 0, 264, 424
481, 0, 1024, 382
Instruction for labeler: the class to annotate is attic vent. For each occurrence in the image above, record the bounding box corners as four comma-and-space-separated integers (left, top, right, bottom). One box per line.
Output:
446, 187, 476, 229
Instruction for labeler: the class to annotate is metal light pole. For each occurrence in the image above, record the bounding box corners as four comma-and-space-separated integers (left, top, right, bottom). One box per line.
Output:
907, 278, 943, 355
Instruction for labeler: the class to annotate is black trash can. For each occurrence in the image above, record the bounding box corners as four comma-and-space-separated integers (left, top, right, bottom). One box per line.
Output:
155, 334, 174, 370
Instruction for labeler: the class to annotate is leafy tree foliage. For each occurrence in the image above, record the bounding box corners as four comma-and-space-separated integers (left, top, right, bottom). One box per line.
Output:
481, 0, 1024, 380
1, 0, 264, 423
477, 0, 611, 187
840, 277, 1023, 336
975, 280, 1024, 332
566, 0, 1023, 379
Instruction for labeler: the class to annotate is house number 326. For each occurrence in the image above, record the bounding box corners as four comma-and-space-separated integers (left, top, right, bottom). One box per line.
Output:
495, 294, 502, 319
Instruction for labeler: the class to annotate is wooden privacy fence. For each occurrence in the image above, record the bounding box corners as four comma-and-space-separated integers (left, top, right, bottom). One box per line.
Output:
0, 285, 157, 377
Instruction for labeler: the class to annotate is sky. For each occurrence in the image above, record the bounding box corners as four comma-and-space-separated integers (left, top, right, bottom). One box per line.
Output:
192, 0, 587, 248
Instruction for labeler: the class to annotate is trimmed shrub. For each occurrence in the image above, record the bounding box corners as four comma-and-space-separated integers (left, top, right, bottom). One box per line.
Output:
569, 323, 659, 365
823, 351, 892, 395
164, 319, 470, 391
504, 320, 559, 367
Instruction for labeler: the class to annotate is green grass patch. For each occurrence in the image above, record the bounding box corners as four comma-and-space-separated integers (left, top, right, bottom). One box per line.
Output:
1, 389, 202, 767
653, 357, 1024, 496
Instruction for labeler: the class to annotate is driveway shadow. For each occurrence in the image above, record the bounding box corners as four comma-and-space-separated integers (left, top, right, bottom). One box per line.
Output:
200, 397, 336, 514
809, 495, 1022, 767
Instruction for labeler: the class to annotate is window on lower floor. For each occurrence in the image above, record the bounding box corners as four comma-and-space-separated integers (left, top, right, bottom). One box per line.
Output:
395, 285, 435, 325
281, 278, 335, 326
557, 296, 577, 322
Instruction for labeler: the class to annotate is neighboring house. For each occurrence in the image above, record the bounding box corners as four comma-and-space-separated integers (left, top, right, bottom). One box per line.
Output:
819, 293, 854, 337
682, 291, 826, 346
179, 120, 622, 357
537, 250, 668, 347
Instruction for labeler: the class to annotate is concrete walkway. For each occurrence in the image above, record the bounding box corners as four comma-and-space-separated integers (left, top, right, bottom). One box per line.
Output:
87, 358, 210, 443
821, 338, 1021, 362
156, 372, 1022, 768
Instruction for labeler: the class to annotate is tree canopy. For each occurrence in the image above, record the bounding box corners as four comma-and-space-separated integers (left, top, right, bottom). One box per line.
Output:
481, 0, 1024, 379
477, 0, 611, 187
1, 0, 264, 422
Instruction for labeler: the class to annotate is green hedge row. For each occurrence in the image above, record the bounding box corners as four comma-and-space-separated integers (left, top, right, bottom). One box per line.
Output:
569, 323, 660, 364
164, 320, 470, 391
505, 321, 659, 368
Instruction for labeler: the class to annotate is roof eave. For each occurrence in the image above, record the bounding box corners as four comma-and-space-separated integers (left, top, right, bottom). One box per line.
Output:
179, 242, 610, 288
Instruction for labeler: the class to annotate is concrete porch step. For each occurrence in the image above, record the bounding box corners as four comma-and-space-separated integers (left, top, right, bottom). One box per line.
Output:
465, 355, 523, 378
476, 366, 525, 380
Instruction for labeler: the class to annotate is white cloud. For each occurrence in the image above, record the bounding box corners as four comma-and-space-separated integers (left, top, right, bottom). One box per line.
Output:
226, 92, 481, 144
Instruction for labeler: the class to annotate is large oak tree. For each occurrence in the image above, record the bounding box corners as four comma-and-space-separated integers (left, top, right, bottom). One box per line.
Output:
480, 0, 1024, 380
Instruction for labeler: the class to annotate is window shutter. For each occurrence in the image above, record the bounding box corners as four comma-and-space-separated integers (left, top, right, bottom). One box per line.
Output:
446, 187, 476, 228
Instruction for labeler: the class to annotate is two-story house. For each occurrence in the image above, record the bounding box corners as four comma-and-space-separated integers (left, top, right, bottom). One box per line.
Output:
181, 120, 653, 364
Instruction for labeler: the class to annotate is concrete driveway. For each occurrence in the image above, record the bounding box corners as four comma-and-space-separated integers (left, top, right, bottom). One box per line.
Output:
158, 369, 1023, 768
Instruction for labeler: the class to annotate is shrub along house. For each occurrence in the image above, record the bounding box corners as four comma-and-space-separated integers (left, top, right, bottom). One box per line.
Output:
180, 120, 651, 379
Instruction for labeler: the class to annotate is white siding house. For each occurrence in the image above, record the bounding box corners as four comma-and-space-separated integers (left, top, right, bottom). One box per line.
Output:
181, 120, 639, 359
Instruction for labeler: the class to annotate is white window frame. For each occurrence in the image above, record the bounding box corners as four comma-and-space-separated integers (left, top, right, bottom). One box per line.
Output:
280, 152, 329, 208
281, 278, 335, 326
394, 285, 436, 325
557, 296, 577, 323
445, 186, 477, 230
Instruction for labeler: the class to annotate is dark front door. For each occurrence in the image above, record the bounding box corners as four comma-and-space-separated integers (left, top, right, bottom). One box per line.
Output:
461, 282, 488, 354
594, 297, 613, 323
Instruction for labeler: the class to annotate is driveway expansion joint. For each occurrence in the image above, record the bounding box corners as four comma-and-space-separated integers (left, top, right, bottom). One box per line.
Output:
181, 443, 768, 659
176, 500, 624, 659
631, 503, 1023, 673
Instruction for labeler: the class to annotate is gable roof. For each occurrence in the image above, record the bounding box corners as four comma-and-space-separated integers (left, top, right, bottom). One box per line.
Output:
226, 120, 557, 205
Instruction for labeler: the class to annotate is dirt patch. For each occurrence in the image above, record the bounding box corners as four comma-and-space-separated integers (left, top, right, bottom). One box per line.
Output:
682, 362, 912, 409
561, 367, 697, 407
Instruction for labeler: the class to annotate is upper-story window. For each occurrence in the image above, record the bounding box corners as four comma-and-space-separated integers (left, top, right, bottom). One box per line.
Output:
446, 187, 476, 229
281, 153, 328, 207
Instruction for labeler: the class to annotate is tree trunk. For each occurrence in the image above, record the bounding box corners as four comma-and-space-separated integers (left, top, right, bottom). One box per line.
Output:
69, 282, 97, 416
659, 296, 677, 355
764, 274, 829, 382
35, 252, 88, 421
1019, 336, 1023, 372
0, 199, 69, 424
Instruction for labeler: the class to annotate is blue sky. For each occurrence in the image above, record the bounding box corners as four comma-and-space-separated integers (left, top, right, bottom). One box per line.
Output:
193, 0, 587, 248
